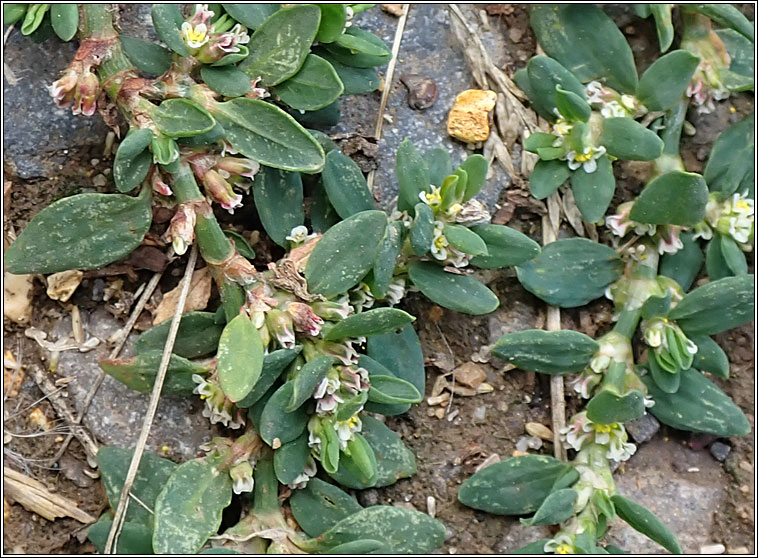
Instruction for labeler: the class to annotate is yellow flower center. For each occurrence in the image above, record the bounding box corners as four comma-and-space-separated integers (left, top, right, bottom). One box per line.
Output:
575, 152, 593, 162
185, 25, 207, 44
735, 200, 751, 211
594, 423, 616, 434
434, 235, 447, 249
425, 188, 442, 206
556, 544, 573, 554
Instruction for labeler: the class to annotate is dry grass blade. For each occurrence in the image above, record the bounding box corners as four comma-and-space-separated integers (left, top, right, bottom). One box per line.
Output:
105, 246, 198, 553
4, 466, 96, 524
366, 3, 411, 193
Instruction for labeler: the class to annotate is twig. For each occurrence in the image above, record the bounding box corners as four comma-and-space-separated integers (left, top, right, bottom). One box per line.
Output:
47, 270, 163, 467
105, 246, 197, 554
542, 203, 567, 461
4, 466, 97, 524
26, 365, 100, 466
366, 3, 411, 193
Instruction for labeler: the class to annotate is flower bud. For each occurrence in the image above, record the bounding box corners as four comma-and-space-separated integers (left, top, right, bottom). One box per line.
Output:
165, 203, 196, 255
215, 156, 260, 179
266, 308, 296, 349
49, 68, 78, 108
149, 167, 173, 196
310, 301, 352, 322
285, 302, 324, 336
229, 461, 254, 494
202, 169, 243, 214
73, 71, 100, 116
189, 3, 214, 26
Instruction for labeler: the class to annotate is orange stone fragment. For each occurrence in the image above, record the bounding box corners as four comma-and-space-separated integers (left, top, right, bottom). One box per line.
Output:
447, 89, 497, 143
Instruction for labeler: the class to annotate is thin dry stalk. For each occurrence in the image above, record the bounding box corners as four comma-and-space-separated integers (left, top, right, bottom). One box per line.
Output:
105, 246, 197, 553
366, 3, 411, 193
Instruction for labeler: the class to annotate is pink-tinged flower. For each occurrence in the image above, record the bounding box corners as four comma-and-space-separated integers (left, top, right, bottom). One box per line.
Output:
149, 168, 173, 196
320, 341, 360, 366
215, 156, 260, 179
73, 71, 100, 116
165, 203, 196, 255
310, 301, 353, 321
189, 3, 214, 25
656, 225, 684, 255
49, 69, 78, 107
202, 169, 243, 214
221, 140, 239, 156
340, 366, 369, 394
181, 21, 209, 49
287, 456, 317, 489
266, 309, 296, 349
285, 302, 324, 336
197, 23, 249, 63
246, 77, 269, 100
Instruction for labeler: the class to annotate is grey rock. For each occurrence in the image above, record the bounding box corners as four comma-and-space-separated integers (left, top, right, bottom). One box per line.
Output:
336, 5, 511, 213
709, 441, 731, 462
52, 307, 217, 461
357, 488, 380, 507
3, 30, 108, 179
606, 437, 728, 553
496, 522, 551, 553
625, 413, 660, 444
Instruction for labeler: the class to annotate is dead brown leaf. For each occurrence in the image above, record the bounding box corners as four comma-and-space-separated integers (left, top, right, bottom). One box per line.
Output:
152, 266, 211, 325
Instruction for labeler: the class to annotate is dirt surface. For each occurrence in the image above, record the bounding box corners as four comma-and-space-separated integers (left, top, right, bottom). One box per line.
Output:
2, 4, 754, 555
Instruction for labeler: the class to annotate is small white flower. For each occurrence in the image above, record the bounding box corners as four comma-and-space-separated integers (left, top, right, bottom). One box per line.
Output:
419, 186, 443, 209
181, 22, 209, 49
385, 276, 406, 306
544, 534, 575, 554
600, 100, 628, 118
430, 221, 449, 260
285, 225, 312, 245
564, 145, 606, 173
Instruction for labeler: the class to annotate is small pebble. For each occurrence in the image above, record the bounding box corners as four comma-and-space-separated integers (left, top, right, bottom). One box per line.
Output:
92, 174, 107, 187
525, 422, 553, 441
700, 543, 725, 554
727, 546, 749, 554
426, 496, 436, 518
709, 441, 731, 462
625, 414, 660, 444
473, 406, 486, 422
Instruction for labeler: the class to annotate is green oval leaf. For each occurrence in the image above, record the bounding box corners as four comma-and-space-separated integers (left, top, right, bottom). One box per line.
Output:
445, 224, 488, 256
5, 190, 152, 275
600, 117, 664, 161
212, 98, 325, 172
408, 260, 499, 315
651, 4, 674, 52
315, 4, 347, 43
260, 382, 309, 446
4, 4, 28, 26
50, 4, 78, 42
99, 350, 209, 396
151, 99, 215, 138
367, 375, 422, 405
153, 460, 233, 554
238, 4, 320, 86
629, 171, 708, 226
368, 221, 403, 299
151, 4, 189, 56
410, 203, 435, 256
273, 54, 344, 111
530, 4, 638, 93
324, 308, 415, 341
98, 446, 177, 527
290, 478, 362, 538
637, 50, 700, 111
253, 166, 304, 246
668, 274, 754, 335
114, 128, 154, 193
611, 494, 682, 554
469, 224, 541, 269
492, 329, 598, 375
237, 348, 301, 408
458, 154, 489, 201
316, 51, 381, 94
135, 312, 224, 359
396, 139, 431, 214
300, 506, 445, 554
323, 27, 391, 68
659, 232, 703, 291
217, 313, 264, 402
556, 86, 591, 122
287, 355, 335, 412
322, 149, 374, 218
88, 520, 154, 555
529, 159, 571, 200
525, 55, 586, 118
704, 113, 754, 197
201, 65, 252, 98
305, 210, 388, 297
274, 431, 310, 485
458, 455, 578, 515
691, 335, 729, 378
20, 4, 48, 36
522, 488, 578, 526
221, 4, 279, 29
682, 4, 754, 41
570, 154, 615, 223
516, 237, 623, 308
424, 147, 453, 187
